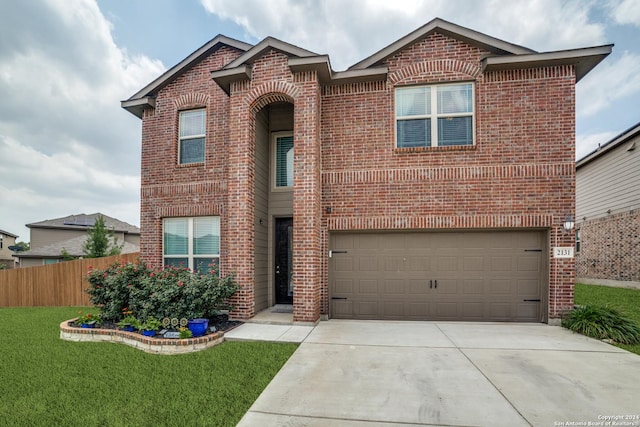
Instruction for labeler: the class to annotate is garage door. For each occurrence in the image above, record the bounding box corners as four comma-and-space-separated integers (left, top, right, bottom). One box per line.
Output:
329, 231, 546, 322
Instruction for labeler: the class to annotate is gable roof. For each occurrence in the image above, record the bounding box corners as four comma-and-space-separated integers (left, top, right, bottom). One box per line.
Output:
124, 17, 612, 114
122, 35, 252, 118
349, 17, 535, 70
26, 213, 140, 235
16, 235, 139, 259
577, 121, 640, 169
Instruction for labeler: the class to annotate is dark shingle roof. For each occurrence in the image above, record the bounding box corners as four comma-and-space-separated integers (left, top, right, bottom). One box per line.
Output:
17, 235, 139, 258
26, 213, 139, 235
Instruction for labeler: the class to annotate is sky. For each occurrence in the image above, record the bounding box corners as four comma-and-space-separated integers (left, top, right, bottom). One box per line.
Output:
1, 0, 639, 243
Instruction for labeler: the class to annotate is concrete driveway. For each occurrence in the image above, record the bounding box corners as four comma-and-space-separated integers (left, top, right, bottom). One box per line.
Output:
237, 320, 640, 427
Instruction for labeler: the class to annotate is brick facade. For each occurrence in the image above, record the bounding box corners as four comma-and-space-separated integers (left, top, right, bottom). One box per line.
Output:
127, 21, 609, 323
576, 210, 640, 283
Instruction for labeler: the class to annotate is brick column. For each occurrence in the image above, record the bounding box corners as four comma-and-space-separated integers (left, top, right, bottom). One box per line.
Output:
225, 88, 256, 320
292, 73, 322, 323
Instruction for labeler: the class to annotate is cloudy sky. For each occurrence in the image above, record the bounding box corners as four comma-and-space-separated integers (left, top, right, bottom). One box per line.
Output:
1, 0, 639, 242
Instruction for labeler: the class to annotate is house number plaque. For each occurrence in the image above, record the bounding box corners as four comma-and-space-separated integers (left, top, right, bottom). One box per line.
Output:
553, 247, 574, 258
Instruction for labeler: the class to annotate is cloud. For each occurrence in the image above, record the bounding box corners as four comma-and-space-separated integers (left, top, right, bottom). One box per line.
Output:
0, 0, 164, 239
576, 130, 618, 160
200, 0, 606, 70
609, 0, 640, 26
576, 51, 640, 117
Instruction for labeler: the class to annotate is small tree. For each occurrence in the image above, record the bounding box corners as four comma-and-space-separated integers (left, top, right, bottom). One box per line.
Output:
82, 215, 124, 258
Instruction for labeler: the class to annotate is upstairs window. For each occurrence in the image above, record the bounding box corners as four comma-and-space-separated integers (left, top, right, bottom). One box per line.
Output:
396, 82, 474, 148
179, 109, 205, 164
274, 133, 294, 188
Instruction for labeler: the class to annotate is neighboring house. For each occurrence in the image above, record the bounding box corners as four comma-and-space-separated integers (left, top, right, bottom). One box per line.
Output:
0, 229, 19, 269
16, 213, 140, 267
122, 18, 611, 324
576, 122, 640, 286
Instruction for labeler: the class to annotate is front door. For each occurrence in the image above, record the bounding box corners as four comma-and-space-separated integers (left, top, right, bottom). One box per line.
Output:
275, 218, 293, 304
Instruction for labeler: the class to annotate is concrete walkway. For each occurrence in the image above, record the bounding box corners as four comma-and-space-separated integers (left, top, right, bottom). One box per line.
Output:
233, 320, 640, 427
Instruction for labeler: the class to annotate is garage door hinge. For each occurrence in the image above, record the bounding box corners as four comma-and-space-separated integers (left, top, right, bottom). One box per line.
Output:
524, 249, 542, 252
328, 250, 348, 258
331, 297, 347, 300
523, 299, 541, 302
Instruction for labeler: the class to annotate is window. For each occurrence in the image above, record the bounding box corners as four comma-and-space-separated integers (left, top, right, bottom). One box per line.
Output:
179, 109, 205, 164
576, 228, 581, 253
395, 82, 474, 148
274, 133, 294, 188
163, 217, 220, 274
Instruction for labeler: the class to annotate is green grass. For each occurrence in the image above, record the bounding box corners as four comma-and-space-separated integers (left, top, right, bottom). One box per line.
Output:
0, 307, 298, 426
575, 283, 640, 355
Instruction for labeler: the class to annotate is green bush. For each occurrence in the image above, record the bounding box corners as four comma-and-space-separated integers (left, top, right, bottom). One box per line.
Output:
562, 305, 640, 345
86, 262, 239, 322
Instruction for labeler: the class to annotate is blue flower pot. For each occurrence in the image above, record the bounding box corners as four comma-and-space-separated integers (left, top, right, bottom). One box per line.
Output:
121, 325, 135, 332
142, 329, 156, 337
81, 323, 95, 329
187, 319, 209, 337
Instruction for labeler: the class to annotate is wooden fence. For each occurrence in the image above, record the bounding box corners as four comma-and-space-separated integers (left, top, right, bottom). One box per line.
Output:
0, 253, 139, 307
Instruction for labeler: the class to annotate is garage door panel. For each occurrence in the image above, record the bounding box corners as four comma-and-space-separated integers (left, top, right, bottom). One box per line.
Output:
408, 279, 430, 295
334, 279, 354, 294
434, 256, 458, 271
517, 256, 539, 272
357, 279, 378, 294
358, 256, 378, 272
330, 231, 545, 322
384, 279, 405, 295
335, 257, 354, 272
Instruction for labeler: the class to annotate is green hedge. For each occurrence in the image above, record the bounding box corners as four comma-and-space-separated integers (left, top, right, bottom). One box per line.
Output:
85, 261, 239, 322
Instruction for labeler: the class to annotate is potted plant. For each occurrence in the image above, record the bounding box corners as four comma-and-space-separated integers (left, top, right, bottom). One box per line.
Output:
117, 315, 140, 332
187, 318, 209, 337
76, 311, 101, 328
140, 317, 162, 337
178, 327, 193, 339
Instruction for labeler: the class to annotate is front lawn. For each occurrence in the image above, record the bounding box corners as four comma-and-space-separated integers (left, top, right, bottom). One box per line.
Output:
574, 283, 640, 355
0, 307, 297, 426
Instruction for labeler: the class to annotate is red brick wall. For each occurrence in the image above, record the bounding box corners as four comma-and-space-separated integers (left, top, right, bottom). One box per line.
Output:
320, 33, 576, 319
576, 210, 640, 282
139, 32, 577, 322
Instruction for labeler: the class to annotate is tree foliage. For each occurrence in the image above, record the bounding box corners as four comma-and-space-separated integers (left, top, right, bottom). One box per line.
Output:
82, 215, 124, 258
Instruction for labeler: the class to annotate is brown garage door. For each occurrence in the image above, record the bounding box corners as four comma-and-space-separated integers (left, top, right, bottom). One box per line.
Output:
330, 231, 546, 322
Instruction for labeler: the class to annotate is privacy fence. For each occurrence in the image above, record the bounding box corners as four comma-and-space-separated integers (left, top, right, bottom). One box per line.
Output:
0, 253, 139, 307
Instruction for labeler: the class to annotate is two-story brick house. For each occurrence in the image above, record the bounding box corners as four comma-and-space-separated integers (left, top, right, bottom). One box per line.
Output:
122, 18, 611, 324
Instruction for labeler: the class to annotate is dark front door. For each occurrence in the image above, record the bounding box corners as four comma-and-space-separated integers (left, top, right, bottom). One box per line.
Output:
275, 218, 293, 304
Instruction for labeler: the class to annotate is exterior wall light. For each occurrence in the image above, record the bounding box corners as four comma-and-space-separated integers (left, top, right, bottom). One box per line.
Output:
563, 215, 575, 232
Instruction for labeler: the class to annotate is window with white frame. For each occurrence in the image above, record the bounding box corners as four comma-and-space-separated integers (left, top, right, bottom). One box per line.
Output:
395, 82, 474, 148
178, 109, 206, 164
273, 132, 294, 188
163, 217, 220, 274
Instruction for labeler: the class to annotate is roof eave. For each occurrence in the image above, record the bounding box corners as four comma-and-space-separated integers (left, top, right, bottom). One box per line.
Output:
331, 67, 389, 84
211, 65, 252, 95
288, 56, 332, 83
224, 36, 319, 69
121, 35, 252, 118
481, 44, 613, 82
350, 17, 535, 70
577, 121, 640, 168
121, 97, 156, 119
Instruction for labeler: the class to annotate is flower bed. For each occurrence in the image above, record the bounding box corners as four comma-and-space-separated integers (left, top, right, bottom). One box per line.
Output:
60, 314, 242, 354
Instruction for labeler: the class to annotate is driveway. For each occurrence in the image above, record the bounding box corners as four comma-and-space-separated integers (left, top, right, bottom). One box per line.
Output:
237, 320, 640, 426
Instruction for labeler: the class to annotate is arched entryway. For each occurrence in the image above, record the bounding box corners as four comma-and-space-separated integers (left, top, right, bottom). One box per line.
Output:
253, 101, 295, 312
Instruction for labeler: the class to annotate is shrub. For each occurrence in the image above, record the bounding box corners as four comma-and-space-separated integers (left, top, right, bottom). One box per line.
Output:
562, 305, 640, 345
85, 262, 239, 322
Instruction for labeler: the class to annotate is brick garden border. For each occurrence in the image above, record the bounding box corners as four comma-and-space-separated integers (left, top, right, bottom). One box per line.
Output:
59, 319, 235, 355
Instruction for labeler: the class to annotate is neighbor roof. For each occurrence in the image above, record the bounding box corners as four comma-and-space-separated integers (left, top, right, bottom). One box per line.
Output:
26, 213, 140, 235
577, 121, 640, 169
0, 229, 18, 238
16, 235, 139, 259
